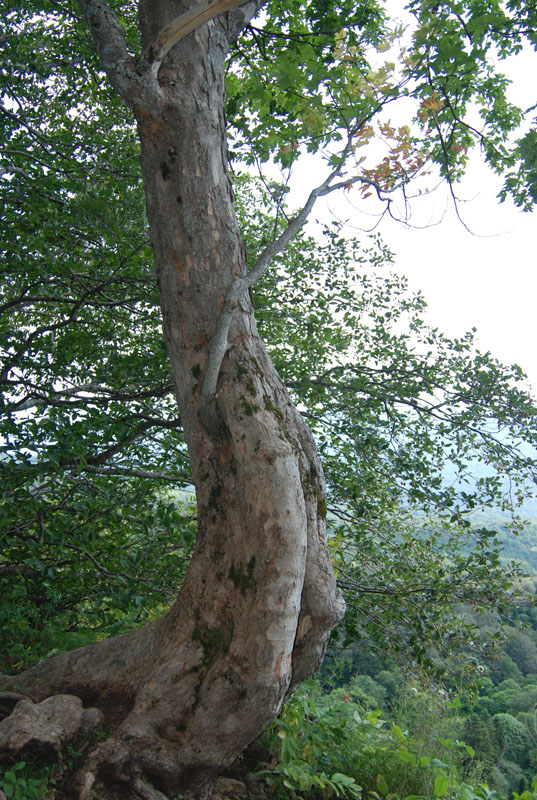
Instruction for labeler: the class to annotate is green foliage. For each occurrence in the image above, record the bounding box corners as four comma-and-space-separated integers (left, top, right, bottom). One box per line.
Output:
480, 680, 523, 716
0, 487, 197, 671
0, 2, 196, 670
336, 595, 537, 798
238, 174, 537, 678
500, 128, 537, 210
227, 0, 387, 165
260, 681, 503, 800
489, 656, 523, 687
349, 674, 388, 709
504, 632, 537, 676
513, 777, 537, 800
462, 712, 501, 769
492, 714, 528, 763
0, 761, 55, 800
226, 0, 537, 209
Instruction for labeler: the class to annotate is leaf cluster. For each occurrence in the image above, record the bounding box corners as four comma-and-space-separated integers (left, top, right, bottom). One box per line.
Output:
0, 759, 55, 800
227, 0, 537, 212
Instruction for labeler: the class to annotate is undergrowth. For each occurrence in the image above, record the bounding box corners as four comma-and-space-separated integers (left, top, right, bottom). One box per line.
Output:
258, 680, 536, 800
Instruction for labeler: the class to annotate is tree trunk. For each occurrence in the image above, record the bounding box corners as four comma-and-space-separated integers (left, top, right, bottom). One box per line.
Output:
0, 2, 344, 797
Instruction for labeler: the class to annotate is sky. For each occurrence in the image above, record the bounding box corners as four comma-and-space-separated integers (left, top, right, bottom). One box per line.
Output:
286, 150, 537, 395
379, 32, 537, 397
285, 12, 537, 398
339, 156, 537, 395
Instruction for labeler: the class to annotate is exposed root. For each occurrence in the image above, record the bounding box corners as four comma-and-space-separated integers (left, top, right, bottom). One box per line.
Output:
132, 778, 170, 800
72, 768, 97, 800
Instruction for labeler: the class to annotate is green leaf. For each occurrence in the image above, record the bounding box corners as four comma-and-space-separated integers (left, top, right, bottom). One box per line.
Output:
434, 774, 452, 797
377, 774, 390, 795
397, 751, 417, 764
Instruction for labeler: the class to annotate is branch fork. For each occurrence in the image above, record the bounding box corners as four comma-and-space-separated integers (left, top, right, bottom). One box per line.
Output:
79, 0, 251, 101
196, 139, 374, 427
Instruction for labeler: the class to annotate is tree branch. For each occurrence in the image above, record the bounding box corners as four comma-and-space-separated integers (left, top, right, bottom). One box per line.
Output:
76, 465, 190, 483
142, 0, 250, 74
58, 416, 183, 470
6, 382, 173, 414
197, 138, 385, 427
77, 0, 141, 102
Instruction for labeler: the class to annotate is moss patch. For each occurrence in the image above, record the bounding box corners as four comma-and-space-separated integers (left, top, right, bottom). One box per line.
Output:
241, 399, 259, 416
304, 465, 327, 520
263, 394, 284, 420
228, 556, 257, 598
208, 482, 223, 512
192, 614, 234, 662
190, 611, 235, 708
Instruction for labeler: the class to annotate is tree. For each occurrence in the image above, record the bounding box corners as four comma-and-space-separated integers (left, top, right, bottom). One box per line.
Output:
1, 3, 347, 796
504, 629, 537, 675
493, 712, 529, 764
1, 1, 537, 798
462, 710, 500, 769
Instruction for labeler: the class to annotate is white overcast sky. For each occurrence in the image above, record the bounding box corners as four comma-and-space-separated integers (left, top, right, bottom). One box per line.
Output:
380, 164, 537, 394
379, 3, 537, 397
285, 9, 537, 397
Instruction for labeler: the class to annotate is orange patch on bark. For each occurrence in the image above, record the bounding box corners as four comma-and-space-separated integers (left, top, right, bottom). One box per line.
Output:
136, 107, 164, 141
173, 250, 185, 271
274, 651, 292, 681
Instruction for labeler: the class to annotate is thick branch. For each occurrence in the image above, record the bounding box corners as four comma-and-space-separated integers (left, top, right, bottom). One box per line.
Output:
142, 0, 249, 73
77, 0, 141, 102
197, 282, 244, 430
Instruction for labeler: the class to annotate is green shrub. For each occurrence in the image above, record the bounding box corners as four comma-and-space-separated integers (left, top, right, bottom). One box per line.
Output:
0, 761, 55, 800
259, 682, 499, 800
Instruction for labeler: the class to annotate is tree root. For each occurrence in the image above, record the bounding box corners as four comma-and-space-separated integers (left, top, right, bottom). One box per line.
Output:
132, 778, 171, 800
0, 694, 104, 764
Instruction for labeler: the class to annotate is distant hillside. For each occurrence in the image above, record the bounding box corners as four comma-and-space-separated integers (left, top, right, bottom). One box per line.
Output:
466, 505, 537, 574
441, 443, 537, 572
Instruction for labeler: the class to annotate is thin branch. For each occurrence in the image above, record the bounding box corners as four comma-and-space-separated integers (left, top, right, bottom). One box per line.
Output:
77, 464, 190, 483
62, 541, 145, 585
58, 416, 182, 469
6, 381, 173, 413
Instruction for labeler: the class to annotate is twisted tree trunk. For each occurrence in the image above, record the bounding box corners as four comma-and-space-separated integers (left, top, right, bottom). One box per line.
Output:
0, 2, 344, 797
